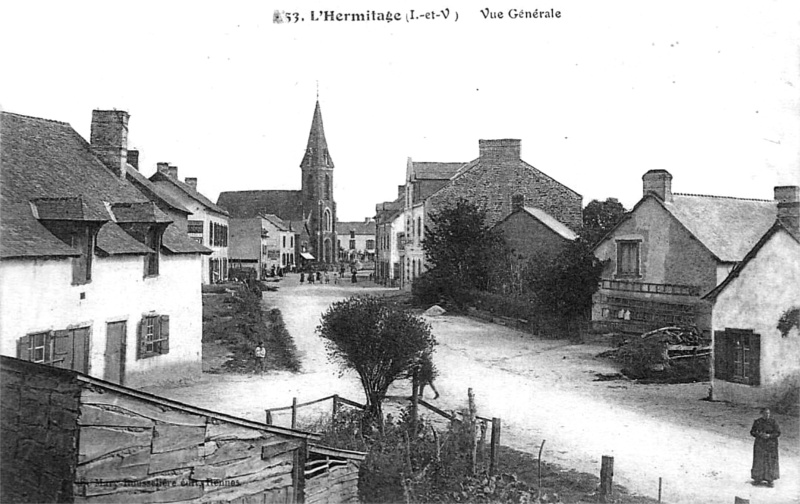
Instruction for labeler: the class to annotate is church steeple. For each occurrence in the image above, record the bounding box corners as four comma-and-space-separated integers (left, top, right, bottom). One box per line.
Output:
300, 100, 334, 169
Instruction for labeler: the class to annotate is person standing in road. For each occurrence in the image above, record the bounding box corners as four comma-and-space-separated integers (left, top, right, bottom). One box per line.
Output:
254, 342, 267, 375
417, 352, 440, 400
750, 407, 780, 487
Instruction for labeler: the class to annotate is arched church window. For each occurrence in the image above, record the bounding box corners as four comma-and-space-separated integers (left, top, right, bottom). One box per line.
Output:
324, 208, 332, 232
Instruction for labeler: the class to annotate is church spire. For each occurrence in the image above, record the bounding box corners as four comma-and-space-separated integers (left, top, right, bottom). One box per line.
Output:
300, 100, 334, 169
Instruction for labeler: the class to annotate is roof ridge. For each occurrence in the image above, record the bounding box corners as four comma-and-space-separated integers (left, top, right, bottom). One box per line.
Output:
673, 192, 774, 202
2, 111, 71, 126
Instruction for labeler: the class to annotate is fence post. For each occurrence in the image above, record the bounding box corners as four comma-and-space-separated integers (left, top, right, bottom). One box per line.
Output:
265, 410, 273, 425
291, 397, 298, 429
468, 388, 477, 475
489, 417, 501, 476
599, 455, 614, 503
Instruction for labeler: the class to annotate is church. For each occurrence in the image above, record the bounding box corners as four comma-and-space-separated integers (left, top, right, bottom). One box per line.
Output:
218, 100, 338, 266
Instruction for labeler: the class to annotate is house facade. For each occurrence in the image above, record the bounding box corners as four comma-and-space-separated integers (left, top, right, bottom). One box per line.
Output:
398, 138, 582, 290
493, 204, 578, 264
150, 166, 230, 283
0, 110, 209, 388
217, 100, 338, 265
704, 188, 800, 406
592, 170, 779, 335
337, 219, 376, 264
375, 187, 405, 286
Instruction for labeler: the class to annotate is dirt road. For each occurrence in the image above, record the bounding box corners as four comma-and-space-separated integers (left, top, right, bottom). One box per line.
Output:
150, 276, 799, 504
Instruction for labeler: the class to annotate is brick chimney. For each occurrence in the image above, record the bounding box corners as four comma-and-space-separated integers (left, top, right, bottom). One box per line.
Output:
167, 165, 178, 179
479, 139, 521, 162
185, 177, 197, 191
775, 186, 799, 233
127, 149, 139, 170
90, 110, 129, 178
157, 162, 170, 174
642, 169, 673, 202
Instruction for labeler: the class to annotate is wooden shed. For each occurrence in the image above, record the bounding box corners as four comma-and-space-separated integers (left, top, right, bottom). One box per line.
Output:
0, 356, 365, 503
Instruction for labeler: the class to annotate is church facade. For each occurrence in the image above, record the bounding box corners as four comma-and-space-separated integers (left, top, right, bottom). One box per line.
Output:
218, 100, 338, 265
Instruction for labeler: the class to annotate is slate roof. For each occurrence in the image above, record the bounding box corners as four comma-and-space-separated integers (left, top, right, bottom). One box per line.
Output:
703, 219, 799, 300
520, 207, 578, 240
1, 112, 170, 259
31, 196, 110, 222
150, 171, 229, 217
161, 225, 212, 255
300, 100, 334, 169
96, 222, 153, 256
411, 162, 464, 180
109, 202, 173, 224
126, 166, 190, 215
663, 194, 777, 262
337, 221, 376, 235
217, 190, 304, 221
262, 214, 290, 232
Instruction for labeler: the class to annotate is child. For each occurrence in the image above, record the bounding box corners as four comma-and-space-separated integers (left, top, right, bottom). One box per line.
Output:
254, 342, 267, 375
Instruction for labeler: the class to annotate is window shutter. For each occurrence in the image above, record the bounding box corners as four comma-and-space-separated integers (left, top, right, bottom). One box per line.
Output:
17, 335, 31, 361
713, 330, 728, 379
160, 315, 170, 354
44, 331, 53, 364
53, 330, 72, 369
750, 333, 761, 386
137, 319, 146, 359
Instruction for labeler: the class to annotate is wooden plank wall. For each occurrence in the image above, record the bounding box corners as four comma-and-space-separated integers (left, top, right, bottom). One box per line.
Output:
74, 385, 303, 503
305, 459, 360, 504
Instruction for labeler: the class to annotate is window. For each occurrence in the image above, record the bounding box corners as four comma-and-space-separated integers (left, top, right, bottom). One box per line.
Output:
17, 328, 90, 373
188, 220, 204, 234
366, 239, 375, 250
144, 226, 161, 277
71, 226, 94, 285
714, 329, 760, 385
616, 240, 640, 277
138, 314, 169, 359
291, 236, 294, 248
350, 230, 355, 239
282, 236, 286, 248
417, 218, 422, 240
349, 240, 356, 250
324, 209, 332, 232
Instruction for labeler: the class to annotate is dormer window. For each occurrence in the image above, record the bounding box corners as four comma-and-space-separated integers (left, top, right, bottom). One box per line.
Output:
109, 202, 171, 279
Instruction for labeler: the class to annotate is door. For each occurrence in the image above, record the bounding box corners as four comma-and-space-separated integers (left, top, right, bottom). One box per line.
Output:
104, 321, 126, 384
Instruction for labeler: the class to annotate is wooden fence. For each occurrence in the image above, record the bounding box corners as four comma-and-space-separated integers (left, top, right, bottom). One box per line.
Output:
266, 389, 503, 475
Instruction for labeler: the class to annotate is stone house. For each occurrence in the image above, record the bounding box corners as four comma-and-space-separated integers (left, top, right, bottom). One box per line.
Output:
337, 219, 377, 264
0, 110, 209, 387
1, 356, 364, 503
591, 170, 782, 335
399, 138, 582, 290
375, 186, 405, 286
150, 166, 230, 284
703, 188, 800, 406
217, 100, 338, 265
493, 204, 578, 264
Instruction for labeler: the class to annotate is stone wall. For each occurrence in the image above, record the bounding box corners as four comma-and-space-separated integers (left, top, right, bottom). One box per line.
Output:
1, 358, 81, 503
428, 159, 582, 231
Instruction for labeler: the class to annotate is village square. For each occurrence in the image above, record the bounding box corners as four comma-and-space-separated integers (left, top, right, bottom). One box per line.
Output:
1, 2, 799, 504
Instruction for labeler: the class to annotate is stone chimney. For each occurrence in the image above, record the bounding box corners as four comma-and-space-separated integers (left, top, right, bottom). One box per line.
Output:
775, 186, 799, 233
157, 162, 170, 174
642, 169, 673, 202
90, 110, 129, 178
167, 165, 178, 179
185, 177, 197, 191
479, 139, 521, 163
127, 149, 140, 170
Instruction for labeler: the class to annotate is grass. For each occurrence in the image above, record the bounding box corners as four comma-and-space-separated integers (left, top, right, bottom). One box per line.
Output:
202, 282, 301, 374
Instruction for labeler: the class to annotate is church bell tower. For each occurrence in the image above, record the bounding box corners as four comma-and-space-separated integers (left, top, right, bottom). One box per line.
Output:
300, 100, 336, 264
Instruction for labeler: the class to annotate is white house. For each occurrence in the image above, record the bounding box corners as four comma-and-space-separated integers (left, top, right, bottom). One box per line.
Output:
150, 165, 230, 283
704, 187, 800, 407
0, 109, 210, 388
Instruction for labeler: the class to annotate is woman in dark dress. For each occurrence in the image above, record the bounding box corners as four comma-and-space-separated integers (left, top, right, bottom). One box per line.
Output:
750, 407, 780, 486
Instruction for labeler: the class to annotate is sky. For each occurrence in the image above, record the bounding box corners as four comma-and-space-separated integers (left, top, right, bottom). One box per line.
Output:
1, 1, 798, 221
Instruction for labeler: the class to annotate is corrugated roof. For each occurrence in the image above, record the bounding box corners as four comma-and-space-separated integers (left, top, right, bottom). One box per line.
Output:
522, 207, 578, 240
217, 190, 304, 221
337, 221, 376, 235
150, 171, 229, 216
412, 161, 464, 180
664, 194, 777, 262
0, 111, 170, 259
